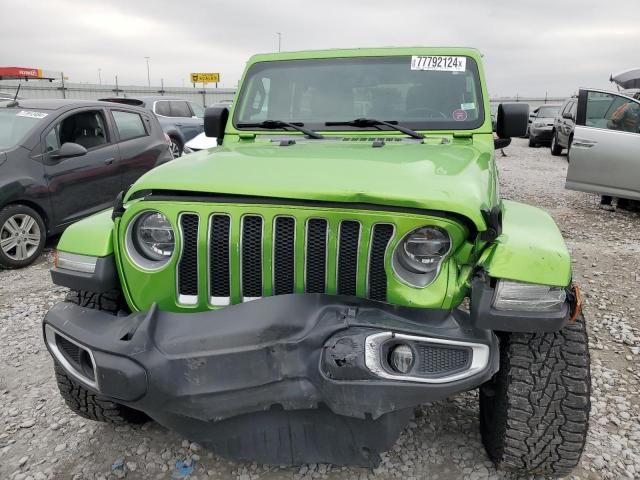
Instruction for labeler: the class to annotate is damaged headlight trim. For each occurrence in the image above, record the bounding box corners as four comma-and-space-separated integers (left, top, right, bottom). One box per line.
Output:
492, 279, 567, 312
392, 226, 452, 288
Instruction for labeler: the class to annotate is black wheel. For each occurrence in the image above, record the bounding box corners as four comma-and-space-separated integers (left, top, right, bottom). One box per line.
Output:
0, 204, 46, 269
479, 315, 590, 477
54, 289, 146, 424
169, 136, 183, 157
550, 132, 562, 156
54, 363, 147, 424
528, 137, 537, 148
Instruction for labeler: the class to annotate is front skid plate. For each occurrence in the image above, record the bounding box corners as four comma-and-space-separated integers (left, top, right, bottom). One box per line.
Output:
151, 407, 413, 467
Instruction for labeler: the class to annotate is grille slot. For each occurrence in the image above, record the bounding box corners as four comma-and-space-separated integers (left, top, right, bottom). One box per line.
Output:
417, 344, 471, 375
241, 215, 263, 299
55, 334, 95, 381
209, 215, 231, 303
368, 224, 394, 301
178, 214, 199, 303
337, 221, 361, 296
273, 217, 296, 295
305, 219, 328, 293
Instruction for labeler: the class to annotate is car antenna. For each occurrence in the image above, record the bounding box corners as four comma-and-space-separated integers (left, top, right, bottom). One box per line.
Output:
5, 84, 21, 107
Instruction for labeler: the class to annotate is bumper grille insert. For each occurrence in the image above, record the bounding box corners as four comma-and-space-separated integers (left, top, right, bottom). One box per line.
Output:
337, 221, 361, 296
368, 224, 394, 301
305, 219, 328, 294
241, 215, 263, 299
273, 217, 296, 295
178, 214, 199, 304
209, 215, 231, 304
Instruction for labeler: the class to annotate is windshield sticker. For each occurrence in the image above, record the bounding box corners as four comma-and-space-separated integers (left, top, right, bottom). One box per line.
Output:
411, 56, 467, 72
452, 109, 468, 121
16, 110, 48, 119
461, 102, 475, 110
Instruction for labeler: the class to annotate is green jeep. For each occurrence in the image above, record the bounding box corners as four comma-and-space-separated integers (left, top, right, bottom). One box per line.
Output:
42, 48, 590, 476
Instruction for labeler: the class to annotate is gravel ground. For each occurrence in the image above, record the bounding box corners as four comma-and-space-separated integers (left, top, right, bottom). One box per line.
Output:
1, 138, 639, 480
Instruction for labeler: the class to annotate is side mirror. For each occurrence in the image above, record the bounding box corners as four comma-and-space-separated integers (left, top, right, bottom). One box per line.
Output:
204, 106, 229, 146
562, 111, 574, 120
496, 103, 529, 139
51, 142, 88, 159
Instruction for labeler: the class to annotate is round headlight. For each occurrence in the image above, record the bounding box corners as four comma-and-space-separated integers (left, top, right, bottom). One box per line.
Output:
399, 226, 451, 274
132, 212, 175, 262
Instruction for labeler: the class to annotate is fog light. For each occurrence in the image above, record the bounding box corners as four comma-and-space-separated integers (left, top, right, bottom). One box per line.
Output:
389, 344, 414, 374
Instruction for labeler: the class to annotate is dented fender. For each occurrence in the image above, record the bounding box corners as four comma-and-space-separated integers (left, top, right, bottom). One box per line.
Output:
478, 200, 571, 287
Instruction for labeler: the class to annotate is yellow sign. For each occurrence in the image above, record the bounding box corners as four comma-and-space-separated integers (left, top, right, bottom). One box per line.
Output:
190, 72, 220, 84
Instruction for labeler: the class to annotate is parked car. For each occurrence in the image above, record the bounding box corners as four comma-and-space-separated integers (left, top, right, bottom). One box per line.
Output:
184, 132, 217, 152
528, 104, 561, 147
551, 96, 577, 156
0, 99, 172, 268
44, 47, 588, 477
101, 96, 205, 157
566, 88, 640, 202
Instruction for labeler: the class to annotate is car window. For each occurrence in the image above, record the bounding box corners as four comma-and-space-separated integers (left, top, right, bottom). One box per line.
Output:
44, 125, 61, 152
0, 110, 49, 151
154, 101, 171, 116
569, 101, 577, 118
561, 101, 571, 115
190, 102, 205, 118
584, 91, 640, 133
112, 110, 148, 141
537, 106, 560, 118
169, 101, 192, 118
58, 110, 108, 150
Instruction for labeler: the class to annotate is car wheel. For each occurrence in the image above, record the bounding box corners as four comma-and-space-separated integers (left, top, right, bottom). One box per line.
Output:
169, 137, 183, 157
480, 315, 590, 476
528, 137, 537, 148
0, 204, 46, 269
550, 132, 562, 156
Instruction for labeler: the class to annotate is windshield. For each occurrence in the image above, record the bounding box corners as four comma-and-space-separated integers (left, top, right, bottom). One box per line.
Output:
234, 55, 485, 132
537, 106, 560, 118
0, 109, 48, 150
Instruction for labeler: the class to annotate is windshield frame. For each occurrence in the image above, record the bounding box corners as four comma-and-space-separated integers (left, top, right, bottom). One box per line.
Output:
232, 55, 486, 133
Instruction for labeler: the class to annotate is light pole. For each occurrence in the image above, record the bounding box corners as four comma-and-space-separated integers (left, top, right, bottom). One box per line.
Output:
144, 56, 151, 88
98, 68, 102, 86
276, 32, 282, 52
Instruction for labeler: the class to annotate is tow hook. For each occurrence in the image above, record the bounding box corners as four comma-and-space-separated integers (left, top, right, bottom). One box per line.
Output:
567, 284, 582, 322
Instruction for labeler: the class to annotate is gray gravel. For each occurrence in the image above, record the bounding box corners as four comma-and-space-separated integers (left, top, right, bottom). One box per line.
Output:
1, 138, 639, 480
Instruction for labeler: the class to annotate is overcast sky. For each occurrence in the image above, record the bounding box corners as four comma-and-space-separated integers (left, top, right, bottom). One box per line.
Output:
1, 0, 638, 97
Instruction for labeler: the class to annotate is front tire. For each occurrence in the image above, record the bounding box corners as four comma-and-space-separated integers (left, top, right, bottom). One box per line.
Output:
53, 289, 147, 424
550, 132, 563, 156
480, 315, 590, 477
169, 136, 183, 157
0, 204, 46, 269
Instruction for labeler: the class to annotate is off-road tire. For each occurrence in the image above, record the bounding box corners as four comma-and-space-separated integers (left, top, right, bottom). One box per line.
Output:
54, 289, 146, 423
479, 315, 590, 477
54, 363, 147, 424
550, 132, 563, 156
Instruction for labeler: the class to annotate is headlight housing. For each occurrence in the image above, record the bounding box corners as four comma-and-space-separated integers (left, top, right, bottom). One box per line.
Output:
127, 211, 175, 268
493, 280, 566, 312
533, 121, 546, 128
393, 226, 451, 287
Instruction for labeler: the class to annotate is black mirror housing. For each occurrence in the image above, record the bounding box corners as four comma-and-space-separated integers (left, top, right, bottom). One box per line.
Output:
496, 103, 529, 139
204, 107, 230, 145
52, 142, 88, 159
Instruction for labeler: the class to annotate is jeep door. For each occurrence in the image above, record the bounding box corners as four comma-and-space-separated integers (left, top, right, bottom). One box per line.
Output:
566, 89, 640, 200
42, 108, 121, 226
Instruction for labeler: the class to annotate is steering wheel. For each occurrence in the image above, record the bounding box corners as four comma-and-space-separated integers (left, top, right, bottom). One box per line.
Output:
406, 107, 448, 119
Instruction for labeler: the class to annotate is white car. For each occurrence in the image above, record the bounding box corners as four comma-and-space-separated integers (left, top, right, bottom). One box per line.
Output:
184, 132, 218, 153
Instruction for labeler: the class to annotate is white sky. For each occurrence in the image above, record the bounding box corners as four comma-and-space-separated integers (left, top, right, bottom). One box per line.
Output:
1, 0, 638, 96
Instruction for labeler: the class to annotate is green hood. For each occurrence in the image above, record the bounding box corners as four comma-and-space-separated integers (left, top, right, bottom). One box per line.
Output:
127, 137, 496, 230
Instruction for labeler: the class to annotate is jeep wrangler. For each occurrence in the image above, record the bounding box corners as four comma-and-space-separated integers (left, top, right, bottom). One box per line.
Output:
43, 48, 590, 476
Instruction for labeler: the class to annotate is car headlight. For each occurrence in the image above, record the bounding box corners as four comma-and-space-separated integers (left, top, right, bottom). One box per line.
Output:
393, 226, 451, 287
493, 280, 566, 312
533, 121, 545, 128
127, 211, 175, 267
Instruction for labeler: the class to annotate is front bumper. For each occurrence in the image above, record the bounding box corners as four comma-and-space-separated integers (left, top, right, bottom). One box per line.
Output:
530, 126, 554, 142
44, 294, 499, 465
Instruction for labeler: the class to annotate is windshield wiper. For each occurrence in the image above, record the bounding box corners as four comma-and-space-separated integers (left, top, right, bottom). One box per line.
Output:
236, 120, 324, 139
325, 118, 424, 140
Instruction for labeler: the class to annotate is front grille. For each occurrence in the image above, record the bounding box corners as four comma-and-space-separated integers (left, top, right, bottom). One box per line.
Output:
175, 212, 397, 306
417, 344, 471, 376
337, 221, 361, 296
178, 214, 199, 303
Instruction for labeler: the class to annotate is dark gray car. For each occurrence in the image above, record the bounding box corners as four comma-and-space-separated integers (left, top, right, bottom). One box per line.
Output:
528, 104, 561, 147
101, 96, 204, 156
